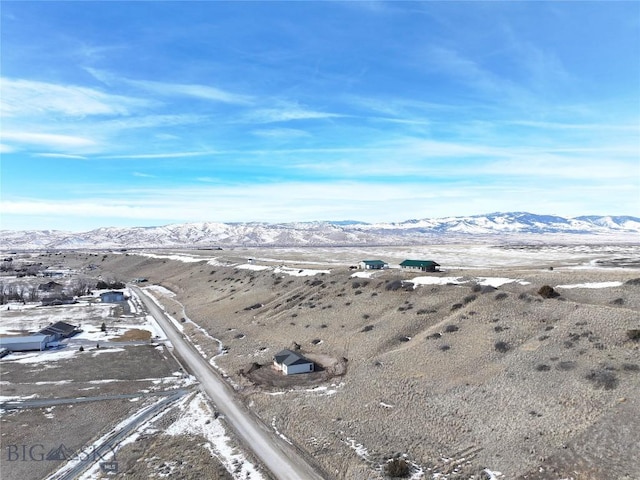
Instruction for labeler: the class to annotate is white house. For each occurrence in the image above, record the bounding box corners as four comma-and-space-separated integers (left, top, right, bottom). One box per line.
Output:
273, 349, 315, 375
358, 260, 389, 270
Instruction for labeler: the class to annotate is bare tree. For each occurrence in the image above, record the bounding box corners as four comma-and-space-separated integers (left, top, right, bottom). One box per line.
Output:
27, 285, 39, 302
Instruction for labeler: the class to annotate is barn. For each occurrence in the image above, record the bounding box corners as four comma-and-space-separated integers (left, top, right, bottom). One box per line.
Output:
0, 334, 53, 352
273, 349, 315, 375
400, 260, 440, 272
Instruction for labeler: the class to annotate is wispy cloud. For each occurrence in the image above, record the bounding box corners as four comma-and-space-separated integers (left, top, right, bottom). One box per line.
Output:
0, 77, 151, 117
251, 128, 311, 139
34, 153, 88, 160
100, 151, 214, 159
242, 105, 344, 124
2, 131, 97, 150
87, 68, 253, 105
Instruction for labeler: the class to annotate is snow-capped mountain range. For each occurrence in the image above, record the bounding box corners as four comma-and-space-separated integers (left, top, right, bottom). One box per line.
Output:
1, 213, 639, 250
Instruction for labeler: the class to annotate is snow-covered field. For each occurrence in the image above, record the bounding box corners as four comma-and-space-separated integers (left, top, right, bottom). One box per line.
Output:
132, 242, 640, 270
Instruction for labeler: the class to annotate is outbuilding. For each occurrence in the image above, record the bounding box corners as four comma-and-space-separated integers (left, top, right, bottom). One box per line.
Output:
100, 291, 126, 303
358, 260, 389, 270
273, 349, 315, 375
0, 334, 53, 352
400, 260, 440, 272
39, 321, 80, 340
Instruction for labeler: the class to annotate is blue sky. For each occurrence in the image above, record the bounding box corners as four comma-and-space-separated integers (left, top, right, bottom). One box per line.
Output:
1, 1, 639, 231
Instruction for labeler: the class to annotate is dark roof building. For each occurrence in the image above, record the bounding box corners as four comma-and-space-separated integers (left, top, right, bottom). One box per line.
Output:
38, 281, 64, 292
39, 321, 80, 340
400, 260, 440, 272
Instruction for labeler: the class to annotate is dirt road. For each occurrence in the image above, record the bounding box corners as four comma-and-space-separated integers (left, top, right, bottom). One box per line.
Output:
132, 286, 327, 480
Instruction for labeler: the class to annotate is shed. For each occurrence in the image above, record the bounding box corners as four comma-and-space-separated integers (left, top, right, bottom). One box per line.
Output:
100, 291, 126, 303
358, 260, 389, 270
400, 260, 440, 272
0, 334, 52, 352
273, 349, 315, 375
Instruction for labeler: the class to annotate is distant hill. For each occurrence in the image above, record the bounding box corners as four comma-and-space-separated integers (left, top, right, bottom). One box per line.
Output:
1, 213, 639, 250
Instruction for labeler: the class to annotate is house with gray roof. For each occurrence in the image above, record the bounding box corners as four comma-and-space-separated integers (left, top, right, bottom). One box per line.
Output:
273, 349, 315, 375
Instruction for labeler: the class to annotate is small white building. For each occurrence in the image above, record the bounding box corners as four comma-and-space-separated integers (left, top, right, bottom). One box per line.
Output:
273, 349, 315, 375
0, 334, 53, 352
358, 260, 389, 270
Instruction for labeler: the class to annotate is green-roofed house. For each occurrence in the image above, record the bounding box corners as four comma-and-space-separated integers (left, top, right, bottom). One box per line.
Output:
358, 260, 389, 270
400, 260, 440, 272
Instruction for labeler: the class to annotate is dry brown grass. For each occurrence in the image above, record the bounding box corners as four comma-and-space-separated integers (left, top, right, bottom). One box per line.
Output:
22, 247, 640, 480
112, 328, 152, 341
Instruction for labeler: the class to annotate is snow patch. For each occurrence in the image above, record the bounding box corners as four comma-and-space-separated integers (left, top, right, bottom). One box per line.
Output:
166, 393, 264, 479
556, 281, 623, 289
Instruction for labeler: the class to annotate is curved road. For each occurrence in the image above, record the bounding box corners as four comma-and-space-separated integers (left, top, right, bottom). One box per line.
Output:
132, 286, 327, 480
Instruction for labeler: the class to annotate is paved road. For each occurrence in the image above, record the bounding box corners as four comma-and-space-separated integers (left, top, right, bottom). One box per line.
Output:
132, 286, 327, 480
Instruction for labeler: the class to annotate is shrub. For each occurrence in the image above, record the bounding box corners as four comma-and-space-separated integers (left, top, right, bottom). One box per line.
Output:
538, 285, 560, 298
494, 341, 510, 353
361, 325, 374, 332
385, 458, 410, 478
244, 303, 263, 311
385, 280, 404, 291
463, 294, 477, 304
626, 329, 640, 341
624, 278, 640, 286
495, 292, 508, 300
556, 361, 576, 371
444, 324, 459, 333
535, 364, 550, 371
611, 298, 624, 305
439, 344, 451, 351
450, 303, 463, 311
354, 290, 363, 295
585, 369, 618, 390
622, 363, 639, 372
